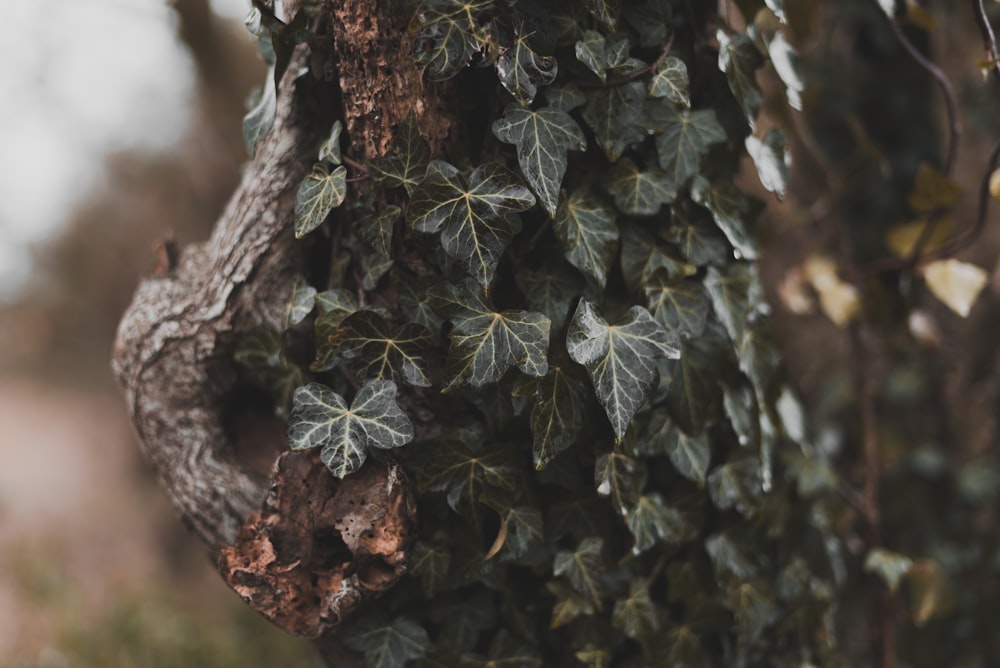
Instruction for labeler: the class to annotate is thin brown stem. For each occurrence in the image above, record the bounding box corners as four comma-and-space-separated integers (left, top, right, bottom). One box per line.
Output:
973, 0, 1000, 85
341, 155, 369, 174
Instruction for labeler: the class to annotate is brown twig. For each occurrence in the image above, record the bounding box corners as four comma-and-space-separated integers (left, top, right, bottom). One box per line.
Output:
973, 0, 1000, 85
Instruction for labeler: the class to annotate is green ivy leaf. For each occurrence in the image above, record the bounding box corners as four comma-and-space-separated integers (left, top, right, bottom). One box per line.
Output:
649, 56, 690, 108
409, 160, 536, 289
430, 281, 550, 389
294, 162, 347, 238
704, 263, 757, 343
514, 364, 589, 469
492, 105, 586, 216
497, 29, 558, 105
410, 539, 452, 598
663, 337, 723, 435
552, 189, 619, 288
567, 300, 680, 440
284, 275, 316, 329
515, 260, 588, 328
705, 531, 760, 583
554, 537, 606, 607
419, 431, 520, 521
547, 580, 596, 628
607, 158, 678, 216
626, 493, 699, 554
318, 119, 343, 165
326, 310, 433, 387
575, 30, 609, 82
691, 176, 756, 260
707, 456, 763, 516
638, 409, 711, 483
595, 451, 646, 514
460, 629, 543, 667
357, 206, 400, 259
585, 0, 621, 30
745, 128, 789, 200
234, 323, 304, 414
612, 578, 660, 641
718, 31, 764, 127
651, 105, 726, 188
722, 376, 760, 450
286, 380, 414, 478
666, 208, 730, 267
498, 505, 545, 561
728, 581, 777, 645
242, 68, 276, 158
581, 81, 646, 161
315, 288, 358, 317
413, 0, 490, 81
394, 272, 443, 333
544, 84, 587, 112
344, 613, 431, 668
620, 223, 696, 291
368, 114, 431, 195
643, 270, 710, 338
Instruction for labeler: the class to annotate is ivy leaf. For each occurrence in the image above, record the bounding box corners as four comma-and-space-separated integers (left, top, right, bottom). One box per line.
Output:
666, 208, 730, 266
497, 29, 558, 105
419, 431, 520, 521
638, 409, 711, 483
283, 275, 317, 329
691, 176, 756, 260
581, 81, 646, 161
722, 376, 760, 449
705, 531, 760, 583
357, 206, 400, 259
626, 493, 699, 554
643, 270, 710, 338
394, 272, 443, 333
567, 300, 680, 441
315, 288, 358, 318
497, 505, 545, 561
430, 281, 550, 389
514, 364, 589, 469
651, 105, 727, 187
707, 456, 763, 516
544, 84, 587, 112
547, 580, 596, 628
595, 451, 646, 513
410, 539, 452, 598
612, 578, 660, 641
492, 105, 586, 216
344, 613, 431, 668
620, 223, 696, 291
864, 549, 913, 594
294, 163, 347, 238
243, 68, 276, 158
554, 537, 606, 607
368, 114, 431, 195
607, 158, 678, 216
552, 189, 619, 288
515, 260, 588, 328
318, 119, 343, 165
728, 581, 777, 644
649, 56, 690, 108
234, 323, 304, 414
575, 30, 609, 82
718, 31, 764, 127
413, 0, 490, 81
287, 380, 414, 478
460, 630, 543, 667
585, 0, 621, 30
704, 263, 758, 342
328, 311, 433, 387
409, 161, 536, 289
745, 128, 789, 200
663, 337, 723, 435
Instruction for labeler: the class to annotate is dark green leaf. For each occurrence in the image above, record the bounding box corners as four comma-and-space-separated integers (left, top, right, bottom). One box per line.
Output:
718, 31, 764, 127
547, 580, 595, 627
690, 176, 756, 260
552, 189, 619, 287
368, 114, 431, 195
430, 281, 550, 389
567, 300, 680, 440
643, 270, 710, 338
745, 128, 789, 200
460, 629, 543, 667
612, 578, 660, 641
649, 57, 690, 108
575, 30, 609, 82
498, 505, 544, 560
514, 364, 589, 469
315, 288, 358, 317
410, 539, 452, 598
722, 376, 760, 449
705, 531, 759, 582
707, 456, 763, 515
235, 322, 283, 369
544, 84, 587, 112
357, 206, 400, 258
620, 223, 696, 291
420, 433, 520, 521
294, 163, 347, 238
287, 380, 414, 478
607, 158, 678, 216
704, 263, 757, 342
666, 208, 730, 266
585, 0, 621, 30
638, 409, 711, 483
622, 0, 673, 48
663, 337, 723, 435
626, 493, 699, 554
651, 105, 726, 188
328, 310, 432, 387
728, 581, 777, 644
284, 275, 316, 329
318, 119, 343, 165
554, 537, 606, 607
581, 81, 646, 161
497, 30, 557, 105
492, 105, 586, 216
243, 69, 276, 158
738, 324, 781, 400
414, 1, 490, 81
515, 260, 587, 327
395, 273, 443, 333
344, 613, 431, 668
595, 451, 646, 513
409, 161, 535, 289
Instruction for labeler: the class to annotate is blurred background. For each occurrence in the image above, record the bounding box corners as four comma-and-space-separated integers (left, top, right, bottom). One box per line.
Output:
0, 0, 319, 664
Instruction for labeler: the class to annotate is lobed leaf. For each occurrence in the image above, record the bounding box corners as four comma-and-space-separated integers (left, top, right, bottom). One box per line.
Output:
344, 613, 430, 668
551, 189, 619, 288
651, 105, 726, 188
294, 162, 347, 238
496, 30, 558, 105
367, 114, 431, 195
328, 310, 433, 387
607, 158, 678, 216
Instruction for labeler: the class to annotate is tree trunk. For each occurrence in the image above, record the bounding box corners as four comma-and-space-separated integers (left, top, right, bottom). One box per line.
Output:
112, 1, 455, 662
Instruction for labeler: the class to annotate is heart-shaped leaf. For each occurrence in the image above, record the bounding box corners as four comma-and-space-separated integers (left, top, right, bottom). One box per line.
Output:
497, 29, 558, 105
326, 310, 433, 387
552, 189, 619, 288
294, 162, 347, 238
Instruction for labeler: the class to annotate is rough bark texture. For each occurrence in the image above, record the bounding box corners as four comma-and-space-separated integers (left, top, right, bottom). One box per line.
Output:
112, 0, 455, 658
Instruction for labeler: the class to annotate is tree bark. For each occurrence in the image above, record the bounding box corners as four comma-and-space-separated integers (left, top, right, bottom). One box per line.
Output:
112, 0, 455, 660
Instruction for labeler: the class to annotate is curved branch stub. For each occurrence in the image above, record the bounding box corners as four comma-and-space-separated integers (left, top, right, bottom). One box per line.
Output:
219, 453, 416, 638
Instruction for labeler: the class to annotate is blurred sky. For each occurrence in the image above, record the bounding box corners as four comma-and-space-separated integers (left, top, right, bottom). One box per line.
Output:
0, 0, 250, 299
